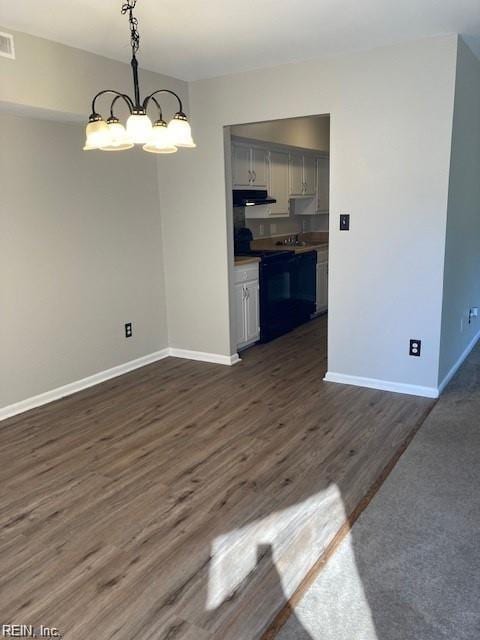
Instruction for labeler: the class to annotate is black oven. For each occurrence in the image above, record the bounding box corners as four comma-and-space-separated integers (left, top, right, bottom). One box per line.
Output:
258, 250, 316, 342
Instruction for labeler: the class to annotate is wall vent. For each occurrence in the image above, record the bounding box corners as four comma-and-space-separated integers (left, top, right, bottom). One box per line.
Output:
0, 32, 15, 59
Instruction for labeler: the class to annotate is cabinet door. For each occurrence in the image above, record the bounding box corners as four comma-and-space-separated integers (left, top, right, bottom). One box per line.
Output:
316, 261, 329, 313
245, 281, 260, 343
232, 143, 252, 188
303, 155, 316, 196
234, 282, 247, 346
251, 147, 268, 187
289, 153, 304, 195
268, 150, 290, 216
316, 157, 329, 212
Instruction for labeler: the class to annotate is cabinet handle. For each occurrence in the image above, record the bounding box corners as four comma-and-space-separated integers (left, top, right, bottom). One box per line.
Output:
252, 170, 256, 182
248, 170, 252, 183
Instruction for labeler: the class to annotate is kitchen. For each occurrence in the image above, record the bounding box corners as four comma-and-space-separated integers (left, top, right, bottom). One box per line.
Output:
229, 115, 330, 351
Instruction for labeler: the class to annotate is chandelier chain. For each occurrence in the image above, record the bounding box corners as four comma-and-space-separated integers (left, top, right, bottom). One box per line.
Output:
121, 1, 140, 56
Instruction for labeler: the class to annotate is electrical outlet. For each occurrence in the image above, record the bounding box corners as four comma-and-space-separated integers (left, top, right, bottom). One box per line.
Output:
125, 322, 133, 338
340, 214, 350, 231
409, 339, 421, 357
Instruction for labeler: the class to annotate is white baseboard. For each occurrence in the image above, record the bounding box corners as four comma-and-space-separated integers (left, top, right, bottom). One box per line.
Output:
0, 347, 241, 422
438, 327, 480, 394
168, 348, 241, 366
323, 371, 439, 398
0, 349, 170, 422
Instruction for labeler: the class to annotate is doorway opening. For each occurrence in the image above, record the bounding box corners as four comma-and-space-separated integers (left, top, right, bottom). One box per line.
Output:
225, 114, 330, 369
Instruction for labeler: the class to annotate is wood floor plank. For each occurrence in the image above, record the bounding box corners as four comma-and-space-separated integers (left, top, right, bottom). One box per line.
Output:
0, 316, 433, 639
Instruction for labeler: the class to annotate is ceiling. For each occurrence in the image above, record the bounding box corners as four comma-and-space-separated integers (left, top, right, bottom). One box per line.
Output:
2, 1, 480, 81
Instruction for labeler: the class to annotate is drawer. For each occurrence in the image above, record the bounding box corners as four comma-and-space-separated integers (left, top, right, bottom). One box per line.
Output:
234, 263, 259, 284
316, 249, 328, 263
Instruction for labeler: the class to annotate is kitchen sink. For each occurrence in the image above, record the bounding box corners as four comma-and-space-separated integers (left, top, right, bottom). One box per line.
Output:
276, 240, 307, 247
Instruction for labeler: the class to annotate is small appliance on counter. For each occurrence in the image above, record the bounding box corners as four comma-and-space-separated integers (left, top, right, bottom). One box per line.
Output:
235, 227, 317, 342
234, 227, 254, 255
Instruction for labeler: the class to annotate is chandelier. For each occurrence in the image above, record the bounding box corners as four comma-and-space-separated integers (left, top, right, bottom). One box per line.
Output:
84, 1, 195, 153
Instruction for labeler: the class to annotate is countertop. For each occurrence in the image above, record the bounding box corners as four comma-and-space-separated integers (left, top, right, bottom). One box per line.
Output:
249, 232, 329, 255
234, 244, 328, 264
280, 242, 328, 254
234, 256, 262, 266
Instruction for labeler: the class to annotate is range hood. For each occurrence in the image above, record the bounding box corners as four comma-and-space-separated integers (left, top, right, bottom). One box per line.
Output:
233, 189, 276, 207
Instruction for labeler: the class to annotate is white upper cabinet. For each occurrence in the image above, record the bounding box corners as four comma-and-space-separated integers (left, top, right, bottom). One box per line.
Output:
232, 142, 268, 188
268, 150, 290, 216
289, 153, 304, 196
289, 153, 317, 196
251, 147, 268, 188
290, 154, 330, 215
303, 155, 316, 196
232, 143, 252, 187
232, 137, 329, 217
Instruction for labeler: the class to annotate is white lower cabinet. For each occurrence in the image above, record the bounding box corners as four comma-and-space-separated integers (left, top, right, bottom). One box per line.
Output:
316, 251, 328, 313
234, 263, 260, 350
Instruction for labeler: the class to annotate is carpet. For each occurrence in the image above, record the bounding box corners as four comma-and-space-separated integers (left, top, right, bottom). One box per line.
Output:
277, 344, 480, 640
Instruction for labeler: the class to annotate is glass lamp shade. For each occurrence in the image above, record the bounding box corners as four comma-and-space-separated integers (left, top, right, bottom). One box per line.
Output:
167, 113, 196, 148
126, 113, 153, 144
83, 119, 110, 150
100, 120, 134, 151
143, 120, 177, 154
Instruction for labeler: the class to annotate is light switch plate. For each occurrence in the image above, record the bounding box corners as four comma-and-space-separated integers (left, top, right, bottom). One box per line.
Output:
340, 214, 350, 231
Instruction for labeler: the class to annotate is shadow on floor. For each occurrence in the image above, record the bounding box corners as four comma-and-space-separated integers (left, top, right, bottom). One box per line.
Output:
256, 544, 314, 639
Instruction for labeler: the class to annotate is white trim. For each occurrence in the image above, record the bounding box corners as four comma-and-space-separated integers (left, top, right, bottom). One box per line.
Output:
0, 347, 241, 422
323, 371, 439, 398
168, 348, 241, 366
0, 349, 169, 422
438, 327, 480, 394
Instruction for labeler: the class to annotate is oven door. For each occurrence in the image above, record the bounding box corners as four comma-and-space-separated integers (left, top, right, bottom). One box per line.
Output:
259, 256, 296, 342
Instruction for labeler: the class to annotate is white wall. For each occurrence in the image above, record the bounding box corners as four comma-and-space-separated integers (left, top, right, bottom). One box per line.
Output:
439, 39, 480, 384
0, 113, 169, 408
0, 26, 187, 122
158, 36, 458, 392
0, 29, 189, 410
231, 115, 329, 151
0, 26, 465, 406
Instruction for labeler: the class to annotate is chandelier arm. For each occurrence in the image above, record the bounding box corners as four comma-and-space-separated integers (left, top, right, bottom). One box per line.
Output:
91, 90, 134, 117
109, 93, 133, 119
148, 96, 164, 121
142, 90, 184, 115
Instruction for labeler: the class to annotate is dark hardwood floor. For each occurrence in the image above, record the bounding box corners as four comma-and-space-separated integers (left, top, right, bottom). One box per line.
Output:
0, 316, 434, 639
